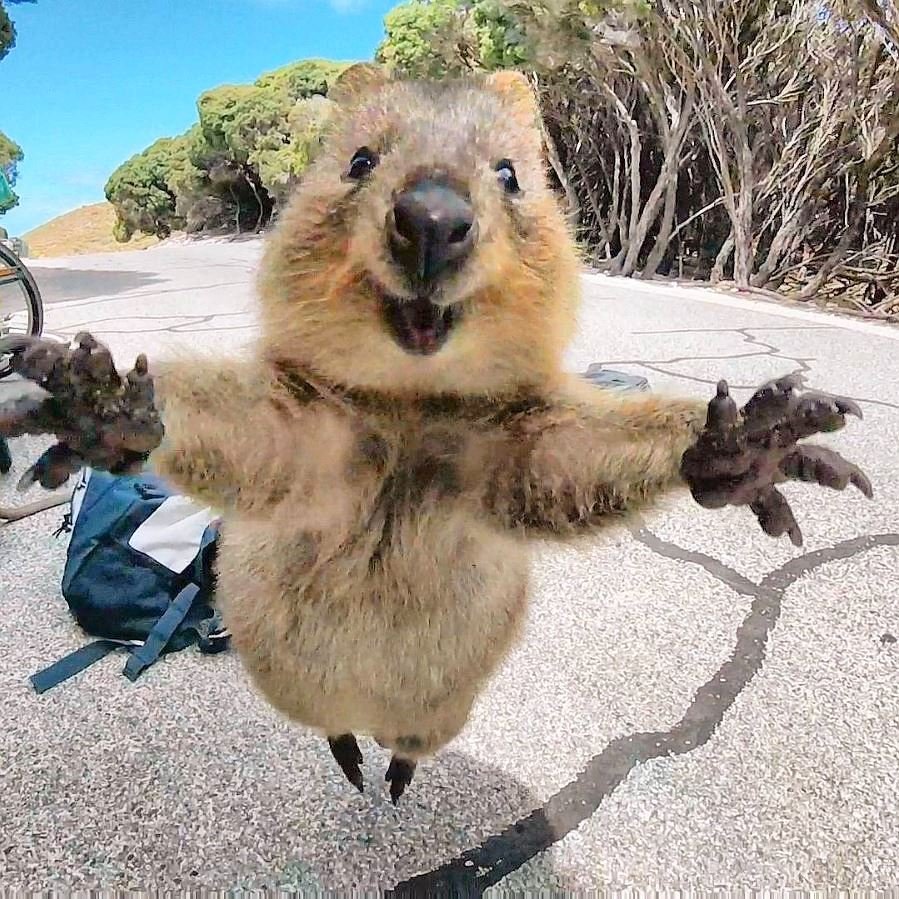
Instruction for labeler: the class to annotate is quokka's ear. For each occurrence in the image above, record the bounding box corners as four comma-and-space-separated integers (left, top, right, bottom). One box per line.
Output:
329, 62, 392, 109
483, 70, 541, 130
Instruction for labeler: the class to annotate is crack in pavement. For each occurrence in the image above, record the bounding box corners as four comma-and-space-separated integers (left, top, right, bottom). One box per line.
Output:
601, 327, 899, 411
35, 279, 251, 312
631, 528, 765, 598
632, 326, 836, 334
599, 328, 812, 381
388, 529, 899, 898
51, 311, 256, 337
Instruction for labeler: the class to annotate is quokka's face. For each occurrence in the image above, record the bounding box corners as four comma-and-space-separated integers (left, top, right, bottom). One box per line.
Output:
258, 67, 582, 397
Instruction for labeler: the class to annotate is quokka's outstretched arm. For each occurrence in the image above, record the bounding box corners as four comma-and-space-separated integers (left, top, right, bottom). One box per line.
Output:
470, 380, 708, 539
0, 334, 304, 516
472, 374, 872, 545
147, 353, 301, 514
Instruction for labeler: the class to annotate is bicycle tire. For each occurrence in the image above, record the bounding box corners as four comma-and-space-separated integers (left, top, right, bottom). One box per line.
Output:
0, 435, 11, 474
0, 241, 44, 379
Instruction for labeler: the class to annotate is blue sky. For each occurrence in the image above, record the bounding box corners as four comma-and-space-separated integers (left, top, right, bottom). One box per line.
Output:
0, 0, 397, 235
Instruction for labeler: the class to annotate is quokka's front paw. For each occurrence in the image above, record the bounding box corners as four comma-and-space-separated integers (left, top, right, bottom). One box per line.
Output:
0, 332, 164, 490
680, 374, 873, 546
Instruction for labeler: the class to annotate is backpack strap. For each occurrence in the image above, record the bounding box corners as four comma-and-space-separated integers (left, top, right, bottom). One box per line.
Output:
31, 583, 218, 693
195, 612, 231, 654
121, 583, 201, 682
30, 639, 125, 694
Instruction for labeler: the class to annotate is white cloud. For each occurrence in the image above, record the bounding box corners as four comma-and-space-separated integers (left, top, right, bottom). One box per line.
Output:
238, 0, 370, 14
327, 0, 370, 12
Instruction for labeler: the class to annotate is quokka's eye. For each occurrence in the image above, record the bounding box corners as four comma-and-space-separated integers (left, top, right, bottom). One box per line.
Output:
495, 158, 520, 195
345, 146, 379, 181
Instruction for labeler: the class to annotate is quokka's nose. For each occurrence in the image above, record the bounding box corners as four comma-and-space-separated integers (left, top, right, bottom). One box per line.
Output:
387, 180, 477, 284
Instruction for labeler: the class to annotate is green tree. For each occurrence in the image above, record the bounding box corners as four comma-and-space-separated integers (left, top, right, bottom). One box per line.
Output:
0, 132, 22, 215
192, 84, 299, 229
469, 0, 530, 69
1, 0, 35, 214
253, 94, 336, 208
105, 56, 348, 240
0, 4, 13, 62
0, 129, 22, 213
254, 57, 352, 100
104, 136, 194, 240
376, 0, 472, 77
375, 0, 531, 76
1, 0, 35, 61
0, 129, 23, 181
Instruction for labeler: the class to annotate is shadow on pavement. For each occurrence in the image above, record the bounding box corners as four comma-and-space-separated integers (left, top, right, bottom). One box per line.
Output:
28, 268, 164, 305
227, 747, 572, 893
0, 442, 570, 891
0, 486, 572, 894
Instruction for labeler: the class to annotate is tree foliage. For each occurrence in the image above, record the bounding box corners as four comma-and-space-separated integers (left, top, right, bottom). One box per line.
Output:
375, 0, 530, 75
376, 0, 475, 76
0, 0, 34, 214
0, 129, 23, 213
0, 0, 35, 62
105, 59, 348, 241
104, 137, 188, 241
0, 4, 13, 62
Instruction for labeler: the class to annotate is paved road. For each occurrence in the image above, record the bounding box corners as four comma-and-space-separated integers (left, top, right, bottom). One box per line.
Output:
1, 238, 897, 892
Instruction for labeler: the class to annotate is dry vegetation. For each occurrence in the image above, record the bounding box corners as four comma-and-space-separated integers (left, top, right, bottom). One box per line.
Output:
520, 0, 899, 319
23, 202, 163, 258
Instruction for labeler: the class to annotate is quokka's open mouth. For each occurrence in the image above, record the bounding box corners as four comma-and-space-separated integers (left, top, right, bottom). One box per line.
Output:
380, 293, 463, 356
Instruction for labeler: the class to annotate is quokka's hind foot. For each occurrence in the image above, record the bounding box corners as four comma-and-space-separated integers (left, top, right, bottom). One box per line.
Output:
328, 733, 364, 794
385, 755, 417, 805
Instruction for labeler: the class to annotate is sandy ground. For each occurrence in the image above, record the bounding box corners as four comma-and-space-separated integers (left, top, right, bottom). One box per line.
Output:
1, 237, 897, 892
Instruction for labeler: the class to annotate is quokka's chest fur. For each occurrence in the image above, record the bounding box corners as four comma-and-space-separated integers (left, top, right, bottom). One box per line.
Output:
261, 396, 483, 565
219, 404, 526, 629
343, 418, 475, 568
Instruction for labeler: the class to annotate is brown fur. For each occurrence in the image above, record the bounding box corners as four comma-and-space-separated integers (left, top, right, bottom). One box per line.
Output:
146, 66, 709, 777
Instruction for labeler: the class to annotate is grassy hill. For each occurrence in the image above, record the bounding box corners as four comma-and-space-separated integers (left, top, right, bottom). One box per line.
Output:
22, 202, 163, 258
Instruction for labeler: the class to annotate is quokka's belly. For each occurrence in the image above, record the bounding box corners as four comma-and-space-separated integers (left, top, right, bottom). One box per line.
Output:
214, 513, 531, 737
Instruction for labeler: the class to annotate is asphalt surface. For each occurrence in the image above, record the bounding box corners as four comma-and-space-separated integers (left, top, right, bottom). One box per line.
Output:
1, 237, 897, 892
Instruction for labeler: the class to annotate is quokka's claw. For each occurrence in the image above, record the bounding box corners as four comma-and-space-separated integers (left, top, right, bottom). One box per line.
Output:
328, 734, 365, 794
780, 444, 873, 499
683, 373, 872, 545
0, 332, 163, 486
385, 756, 416, 805
749, 485, 803, 547
16, 444, 84, 491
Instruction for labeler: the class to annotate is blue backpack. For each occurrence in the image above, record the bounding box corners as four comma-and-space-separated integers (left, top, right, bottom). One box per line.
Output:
31, 467, 230, 694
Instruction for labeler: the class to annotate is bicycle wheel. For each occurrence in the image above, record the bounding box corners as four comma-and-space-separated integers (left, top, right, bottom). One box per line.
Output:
0, 241, 44, 379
